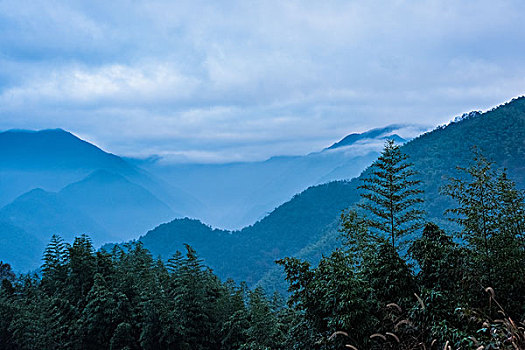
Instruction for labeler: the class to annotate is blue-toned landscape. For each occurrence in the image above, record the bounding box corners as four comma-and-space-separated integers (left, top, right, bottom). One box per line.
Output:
1, 1, 524, 349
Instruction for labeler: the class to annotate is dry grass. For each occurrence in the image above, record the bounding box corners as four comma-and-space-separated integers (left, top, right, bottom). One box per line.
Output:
329, 288, 525, 350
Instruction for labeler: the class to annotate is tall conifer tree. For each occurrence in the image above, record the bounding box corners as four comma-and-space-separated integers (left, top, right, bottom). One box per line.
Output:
358, 139, 424, 249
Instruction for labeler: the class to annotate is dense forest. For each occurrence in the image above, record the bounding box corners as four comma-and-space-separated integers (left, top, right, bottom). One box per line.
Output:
1, 140, 524, 349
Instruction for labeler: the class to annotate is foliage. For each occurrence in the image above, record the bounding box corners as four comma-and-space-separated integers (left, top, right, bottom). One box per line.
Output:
358, 139, 425, 250
0, 240, 289, 349
442, 150, 525, 315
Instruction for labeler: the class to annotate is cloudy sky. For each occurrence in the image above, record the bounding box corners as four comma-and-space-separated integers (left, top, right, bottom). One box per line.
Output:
0, 0, 524, 163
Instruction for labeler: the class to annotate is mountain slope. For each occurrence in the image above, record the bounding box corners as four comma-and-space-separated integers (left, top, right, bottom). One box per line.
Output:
59, 170, 174, 241
0, 188, 110, 243
0, 129, 134, 206
0, 188, 113, 271
133, 180, 359, 284
0, 128, 200, 216
326, 125, 406, 150
0, 220, 44, 272
132, 96, 525, 290
0, 129, 200, 271
0, 128, 131, 170
137, 218, 232, 270
141, 125, 417, 229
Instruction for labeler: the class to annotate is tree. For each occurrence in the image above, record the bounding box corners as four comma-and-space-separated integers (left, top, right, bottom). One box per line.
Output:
243, 287, 279, 349
110, 322, 135, 350
442, 151, 498, 276
77, 273, 120, 349
42, 235, 69, 293
494, 171, 525, 242
408, 223, 463, 292
358, 139, 424, 250
166, 245, 224, 350
442, 150, 525, 315
67, 234, 96, 303
0, 261, 15, 283
278, 250, 375, 349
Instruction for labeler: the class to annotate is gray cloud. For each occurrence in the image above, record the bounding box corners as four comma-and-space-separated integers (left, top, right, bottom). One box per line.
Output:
0, 0, 524, 162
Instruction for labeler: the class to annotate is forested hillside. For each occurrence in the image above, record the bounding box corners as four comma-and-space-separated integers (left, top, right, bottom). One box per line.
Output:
132, 97, 525, 289
1, 138, 523, 349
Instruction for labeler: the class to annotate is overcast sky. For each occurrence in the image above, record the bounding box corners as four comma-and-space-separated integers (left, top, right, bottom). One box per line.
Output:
0, 0, 524, 163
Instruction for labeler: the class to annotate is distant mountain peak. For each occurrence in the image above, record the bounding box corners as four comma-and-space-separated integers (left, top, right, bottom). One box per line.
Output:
0, 127, 133, 172
2, 128, 69, 135
326, 124, 409, 150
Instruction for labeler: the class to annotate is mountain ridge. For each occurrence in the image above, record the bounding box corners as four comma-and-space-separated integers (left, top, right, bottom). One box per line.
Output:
139, 124, 422, 229
128, 96, 525, 290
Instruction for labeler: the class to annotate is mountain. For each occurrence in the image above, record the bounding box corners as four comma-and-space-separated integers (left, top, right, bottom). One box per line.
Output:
0, 188, 110, 243
325, 125, 406, 150
0, 129, 134, 207
0, 171, 176, 271
0, 188, 113, 271
59, 170, 174, 241
127, 96, 525, 291
140, 125, 418, 229
0, 129, 201, 271
138, 218, 232, 270
133, 181, 358, 284
0, 128, 132, 170
0, 128, 200, 215
0, 220, 43, 272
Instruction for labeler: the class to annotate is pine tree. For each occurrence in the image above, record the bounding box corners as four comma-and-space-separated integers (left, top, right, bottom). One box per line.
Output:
358, 139, 424, 250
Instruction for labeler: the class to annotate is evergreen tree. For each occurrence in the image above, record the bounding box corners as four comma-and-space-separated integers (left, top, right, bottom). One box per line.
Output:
77, 273, 120, 349
0, 282, 16, 349
165, 245, 224, 349
42, 235, 69, 293
243, 286, 279, 349
408, 223, 464, 292
442, 151, 498, 279
495, 172, 525, 234
363, 241, 416, 307
67, 234, 96, 303
0, 261, 15, 283
220, 280, 249, 350
110, 322, 135, 350
407, 223, 469, 345
358, 139, 424, 250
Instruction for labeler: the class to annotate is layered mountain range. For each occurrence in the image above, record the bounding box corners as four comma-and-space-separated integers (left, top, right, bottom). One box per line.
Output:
134, 124, 416, 229
2, 97, 524, 283
0, 125, 412, 271
126, 97, 525, 292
